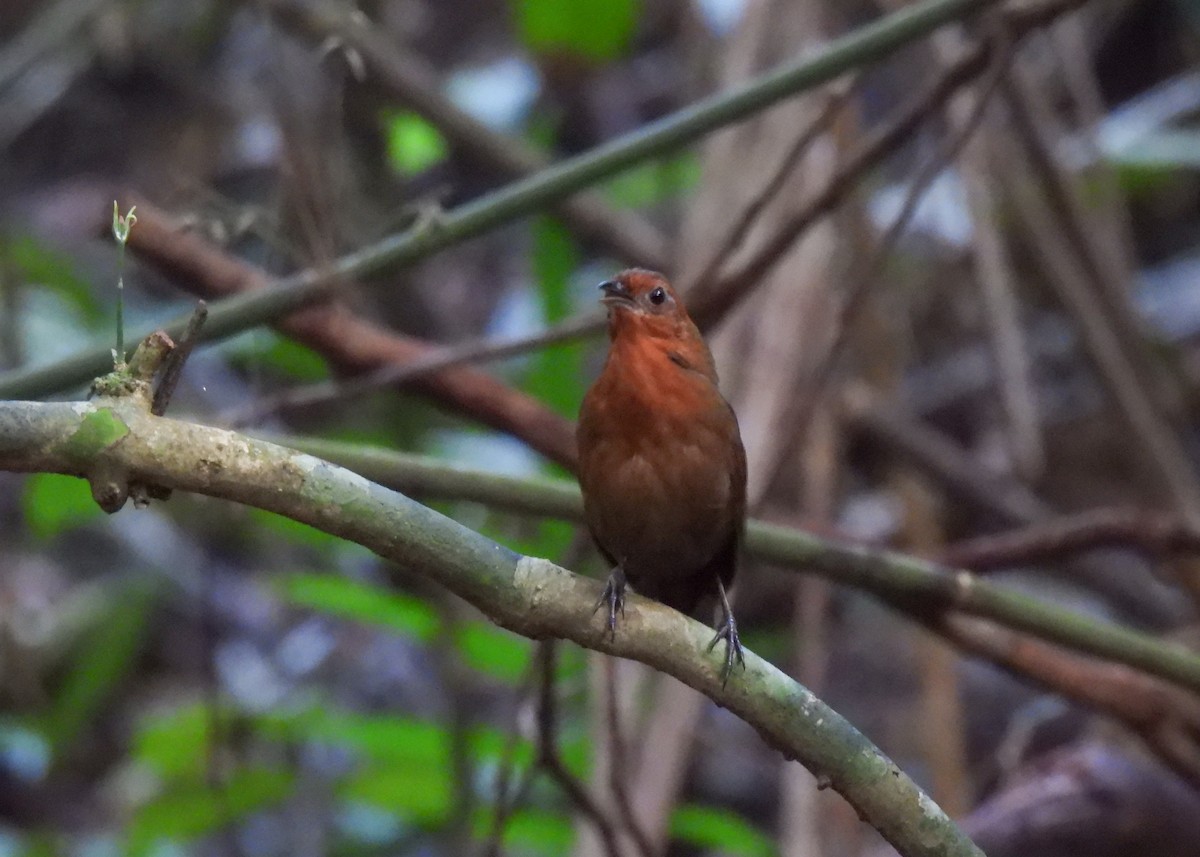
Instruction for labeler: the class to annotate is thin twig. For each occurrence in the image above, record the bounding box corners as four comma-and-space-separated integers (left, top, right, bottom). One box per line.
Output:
929, 24, 1044, 479
535, 643, 625, 857
603, 657, 656, 857
231, 8, 1059, 429
225, 312, 604, 427
843, 387, 1050, 525
688, 80, 855, 292
942, 508, 1200, 571
9, 397, 1200, 857
152, 301, 208, 416
481, 661, 541, 857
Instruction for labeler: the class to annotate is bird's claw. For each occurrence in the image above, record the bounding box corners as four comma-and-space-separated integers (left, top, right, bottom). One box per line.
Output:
593, 570, 626, 639
707, 614, 745, 687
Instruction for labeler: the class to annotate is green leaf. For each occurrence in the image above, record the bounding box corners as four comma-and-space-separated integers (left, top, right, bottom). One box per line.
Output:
42, 583, 156, 755
133, 703, 212, 782
9, 235, 103, 324
277, 574, 440, 641
264, 708, 450, 769
514, 0, 639, 61
502, 808, 575, 856
222, 331, 329, 382
128, 767, 293, 857
382, 110, 449, 175
484, 517, 575, 566
248, 508, 341, 553
604, 154, 702, 207
340, 764, 452, 823
270, 709, 453, 824
21, 473, 103, 540
469, 726, 536, 771
260, 337, 330, 382
670, 804, 777, 857
525, 217, 584, 418
455, 623, 531, 684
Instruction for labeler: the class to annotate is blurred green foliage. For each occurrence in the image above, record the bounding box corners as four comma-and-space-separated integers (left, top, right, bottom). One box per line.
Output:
21, 474, 103, 540
8, 235, 104, 325
455, 623, 532, 683
249, 507, 346, 554
128, 768, 294, 857
279, 574, 441, 641
382, 110, 450, 176
134, 703, 213, 782
525, 217, 584, 420
514, 0, 640, 61
605, 154, 703, 208
495, 808, 574, 856
124, 700, 565, 854
279, 571, 534, 684
41, 582, 157, 758
671, 804, 779, 857
222, 330, 330, 382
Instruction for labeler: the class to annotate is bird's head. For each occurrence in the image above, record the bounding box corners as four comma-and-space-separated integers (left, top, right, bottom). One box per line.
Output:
598, 269, 694, 342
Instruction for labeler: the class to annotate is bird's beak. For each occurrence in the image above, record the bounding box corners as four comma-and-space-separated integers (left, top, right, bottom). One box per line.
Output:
599, 279, 635, 308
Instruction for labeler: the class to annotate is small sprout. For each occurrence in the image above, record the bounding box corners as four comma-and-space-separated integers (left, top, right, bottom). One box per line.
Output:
111, 202, 137, 369
112, 201, 137, 244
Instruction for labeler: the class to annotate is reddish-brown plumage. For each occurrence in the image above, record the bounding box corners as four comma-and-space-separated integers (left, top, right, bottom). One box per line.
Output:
577, 269, 747, 680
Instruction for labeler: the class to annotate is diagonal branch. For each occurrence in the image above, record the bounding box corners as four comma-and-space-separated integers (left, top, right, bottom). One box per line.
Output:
942, 508, 1200, 571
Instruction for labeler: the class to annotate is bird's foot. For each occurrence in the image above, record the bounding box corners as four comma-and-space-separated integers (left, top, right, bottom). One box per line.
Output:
593, 567, 626, 638
707, 612, 745, 687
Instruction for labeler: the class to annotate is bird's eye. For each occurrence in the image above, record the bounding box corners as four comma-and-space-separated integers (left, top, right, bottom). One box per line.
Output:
648, 287, 667, 306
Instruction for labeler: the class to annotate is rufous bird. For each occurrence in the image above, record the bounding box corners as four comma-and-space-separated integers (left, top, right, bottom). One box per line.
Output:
576, 269, 748, 682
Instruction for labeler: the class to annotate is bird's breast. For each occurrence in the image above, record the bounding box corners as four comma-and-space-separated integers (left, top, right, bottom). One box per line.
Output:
577, 357, 742, 581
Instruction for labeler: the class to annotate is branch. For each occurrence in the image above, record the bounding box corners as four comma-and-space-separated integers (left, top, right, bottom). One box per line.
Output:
931, 614, 1200, 786
844, 388, 1049, 525
942, 508, 1200, 571
0, 398, 981, 857
268, 434, 1200, 697
0, 0, 1002, 401
224, 313, 605, 428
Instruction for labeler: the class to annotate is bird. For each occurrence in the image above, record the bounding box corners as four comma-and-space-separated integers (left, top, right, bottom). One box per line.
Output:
576, 268, 748, 682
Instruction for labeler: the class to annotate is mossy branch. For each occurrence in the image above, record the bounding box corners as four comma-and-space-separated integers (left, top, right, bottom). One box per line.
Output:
0, 397, 981, 857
